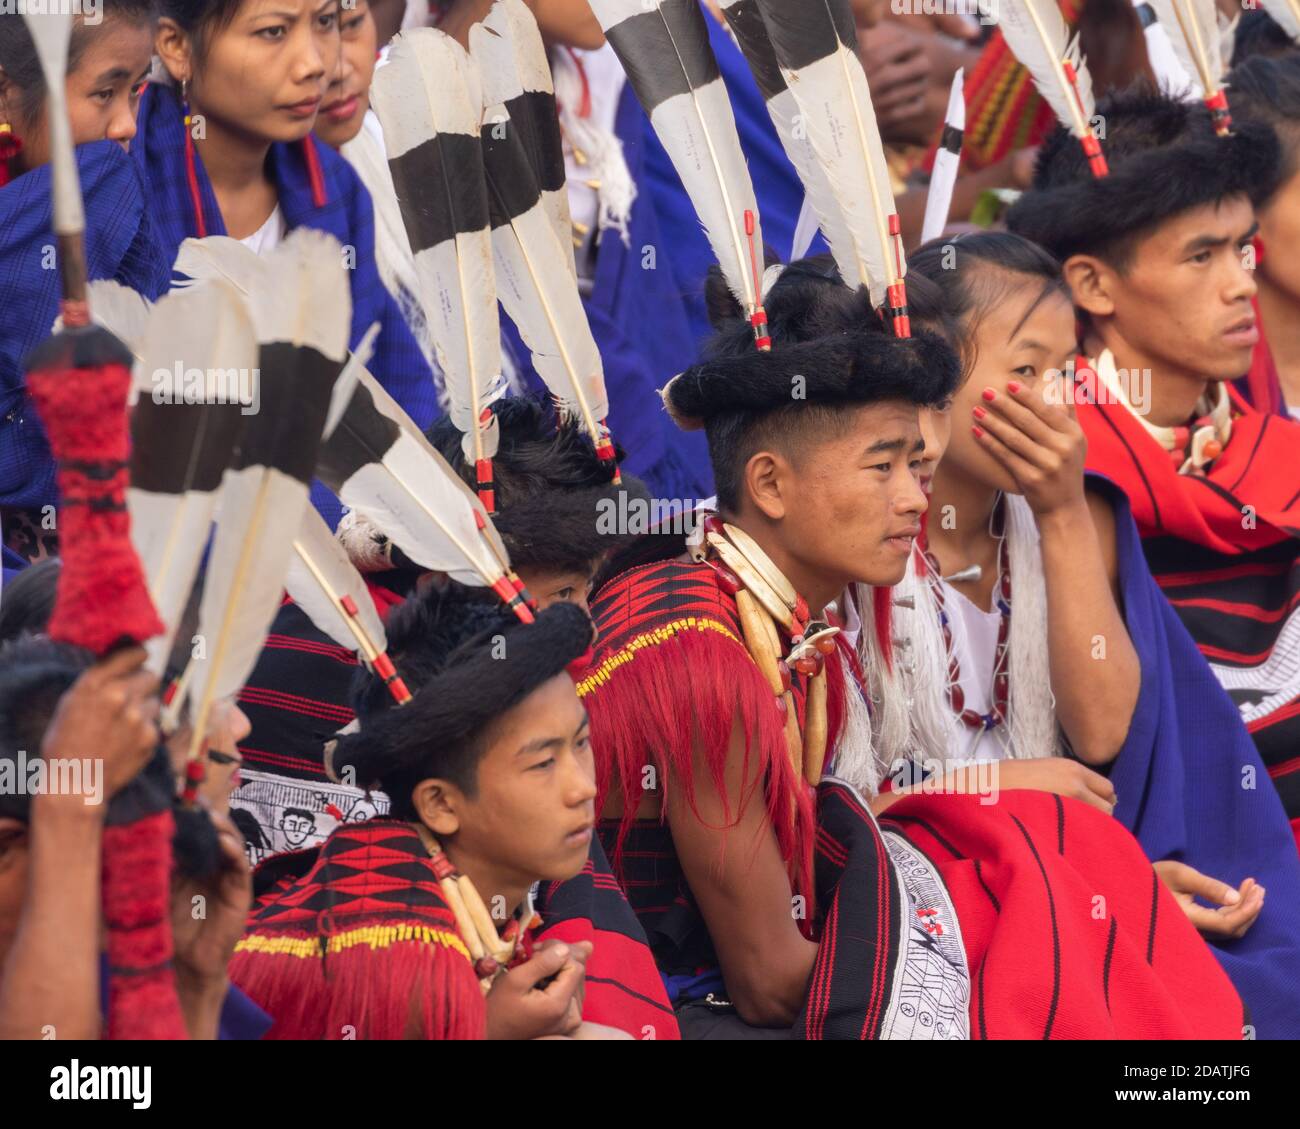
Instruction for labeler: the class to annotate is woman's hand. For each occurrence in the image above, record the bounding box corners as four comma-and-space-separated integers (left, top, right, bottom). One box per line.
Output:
1154, 861, 1265, 940
875, 758, 1116, 816
973, 378, 1088, 518
994, 757, 1117, 816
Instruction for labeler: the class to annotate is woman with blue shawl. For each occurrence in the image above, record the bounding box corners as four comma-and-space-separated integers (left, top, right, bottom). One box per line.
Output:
136, 0, 438, 525
0, 3, 163, 576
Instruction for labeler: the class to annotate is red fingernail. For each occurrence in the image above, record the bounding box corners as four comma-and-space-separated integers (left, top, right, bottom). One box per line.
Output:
982, 388, 996, 402
972, 425, 985, 438
1008, 381, 1023, 394
973, 405, 986, 420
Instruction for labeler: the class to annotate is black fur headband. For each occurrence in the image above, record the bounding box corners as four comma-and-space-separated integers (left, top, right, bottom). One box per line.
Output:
331, 593, 594, 793
662, 324, 961, 430
1006, 89, 1282, 262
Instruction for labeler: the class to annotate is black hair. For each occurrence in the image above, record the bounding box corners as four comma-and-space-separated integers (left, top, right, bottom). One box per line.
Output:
0, 636, 92, 822
1229, 53, 1300, 184
0, 3, 157, 127
426, 395, 649, 575
678, 259, 960, 512
0, 637, 90, 757
280, 806, 314, 822
1007, 87, 1282, 271
156, 0, 243, 64
907, 232, 1068, 382
1231, 8, 1298, 67
335, 583, 593, 820
0, 559, 60, 645
0, 631, 221, 874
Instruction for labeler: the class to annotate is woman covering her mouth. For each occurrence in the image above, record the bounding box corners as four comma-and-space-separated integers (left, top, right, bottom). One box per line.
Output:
132, 0, 438, 529
850, 232, 1300, 1040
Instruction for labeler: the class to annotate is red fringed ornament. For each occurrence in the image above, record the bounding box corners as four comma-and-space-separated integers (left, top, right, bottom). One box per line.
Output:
578, 561, 835, 923
101, 810, 189, 1039
228, 822, 487, 1039
24, 331, 163, 651
25, 321, 182, 1040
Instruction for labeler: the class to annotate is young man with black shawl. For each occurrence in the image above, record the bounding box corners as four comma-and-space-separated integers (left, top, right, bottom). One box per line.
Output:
1006, 88, 1300, 849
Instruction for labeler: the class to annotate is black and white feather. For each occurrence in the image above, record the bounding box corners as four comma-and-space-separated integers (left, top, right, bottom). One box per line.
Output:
921, 69, 966, 244
315, 364, 513, 592
185, 229, 351, 732
591, 0, 763, 315
371, 28, 506, 466
719, 0, 848, 268
470, 0, 575, 281
745, 0, 903, 308
473, 59, 609, 443
1259, 0, 1300, 42
997, 0, 1096, 139
1148, 0, 1225, 99
1132, 1, 1196, 100
286, 505, 389, 664
128, 279, 255, 673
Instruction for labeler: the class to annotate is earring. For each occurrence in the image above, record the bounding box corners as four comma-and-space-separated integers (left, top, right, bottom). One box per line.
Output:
179, 77, 207, 238
0, 121, 23, 189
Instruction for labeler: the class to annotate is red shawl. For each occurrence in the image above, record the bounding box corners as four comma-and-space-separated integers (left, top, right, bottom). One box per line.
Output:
883, 790, 1244, 1039
1076, 361, 1300, 553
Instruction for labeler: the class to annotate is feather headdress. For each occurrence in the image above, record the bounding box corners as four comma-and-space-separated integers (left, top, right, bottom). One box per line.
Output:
371, 29, 508, 508
470, 0, 575, 278
921, 69, 967, 245
286, 506, 411, 703
470, 1, 620, 479
182, 229, 351, 783
1148, 0, 1232, 131
1133, 0, 1196, 99
316, 366, 535, 622
128, 280, 255, 674
1258, 0, 1300, 43
997, 0, 1108, 176
592, 0, 771, 348
730, 0, 911, 331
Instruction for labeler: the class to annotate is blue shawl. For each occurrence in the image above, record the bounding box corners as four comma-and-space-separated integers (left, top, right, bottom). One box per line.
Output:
133, 85, 438, 526
0, 141, 168, 514
503, 78, 713, 500
1101, 475, 1300, 1038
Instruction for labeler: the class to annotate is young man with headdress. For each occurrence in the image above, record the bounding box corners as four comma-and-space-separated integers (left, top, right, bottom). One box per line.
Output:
579, 259, 1244, 1039
228, 583, 677, 1039
1006, 88, 1300, 850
